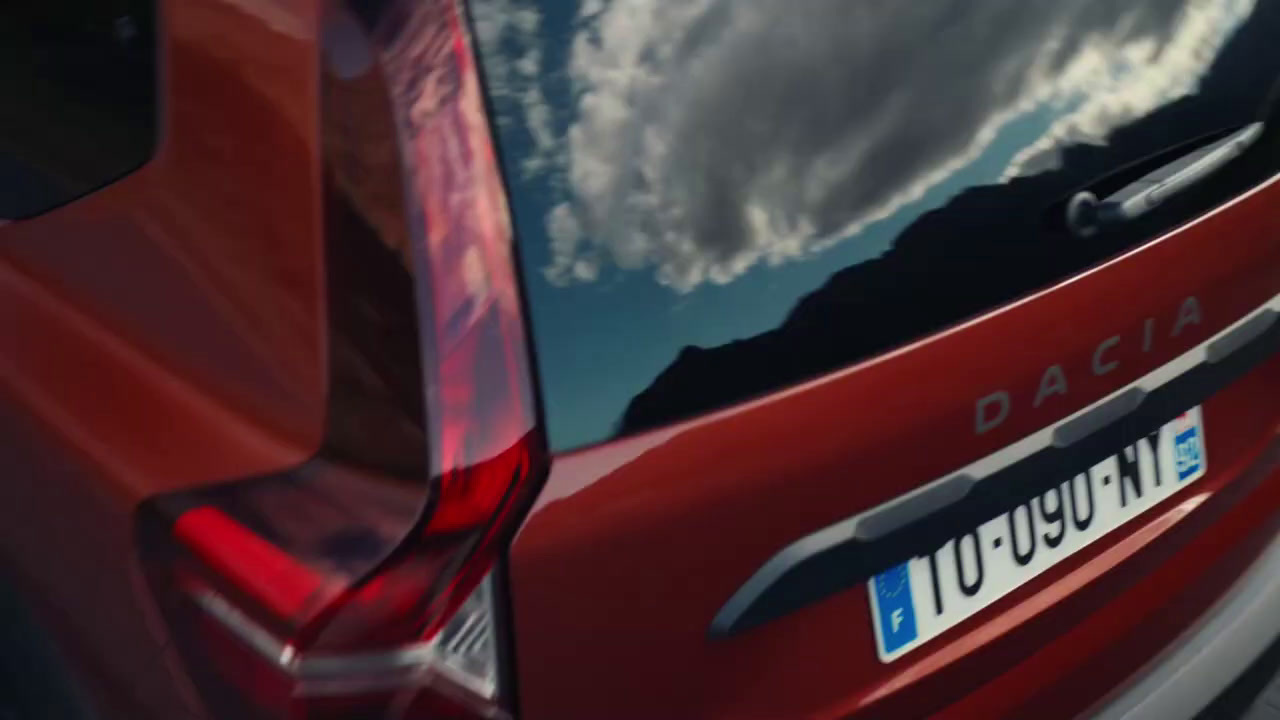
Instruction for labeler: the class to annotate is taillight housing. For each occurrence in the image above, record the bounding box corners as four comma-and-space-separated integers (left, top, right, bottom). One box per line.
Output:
137, 1, 543, 717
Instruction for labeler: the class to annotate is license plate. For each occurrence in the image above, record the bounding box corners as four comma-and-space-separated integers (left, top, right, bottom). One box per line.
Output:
868, 406, 1207, 662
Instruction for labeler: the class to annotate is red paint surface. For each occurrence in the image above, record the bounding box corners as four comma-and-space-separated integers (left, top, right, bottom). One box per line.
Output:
0, 0, 1277, 717
0, 1, 324, 717
509, 178, 1280, 719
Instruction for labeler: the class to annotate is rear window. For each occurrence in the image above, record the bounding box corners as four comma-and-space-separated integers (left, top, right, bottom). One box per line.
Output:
472, 0, 1280, 451
1, 1, 156, 219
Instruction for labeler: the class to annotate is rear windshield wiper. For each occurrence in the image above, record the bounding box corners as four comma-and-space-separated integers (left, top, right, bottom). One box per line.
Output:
1066, 122, 1265, 237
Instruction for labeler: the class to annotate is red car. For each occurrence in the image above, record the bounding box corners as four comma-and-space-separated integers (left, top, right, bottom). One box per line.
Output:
3, 0, 1279, 718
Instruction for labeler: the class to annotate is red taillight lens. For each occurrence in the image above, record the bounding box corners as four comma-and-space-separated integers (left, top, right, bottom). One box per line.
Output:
137, 1, 542, 717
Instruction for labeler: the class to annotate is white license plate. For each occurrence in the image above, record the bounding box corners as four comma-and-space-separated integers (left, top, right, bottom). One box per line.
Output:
869, 406, 1208, 662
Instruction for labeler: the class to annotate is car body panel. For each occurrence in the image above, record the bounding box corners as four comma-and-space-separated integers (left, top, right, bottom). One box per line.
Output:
1, 1, 325, 716
508, 176, 1280, 719
1, 1, 1278, 719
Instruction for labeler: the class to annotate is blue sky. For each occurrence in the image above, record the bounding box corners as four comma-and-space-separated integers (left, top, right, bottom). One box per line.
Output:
474, 0, 1248, 450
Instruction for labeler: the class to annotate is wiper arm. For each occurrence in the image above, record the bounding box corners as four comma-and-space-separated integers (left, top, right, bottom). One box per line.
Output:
1066, 122, 1265, 237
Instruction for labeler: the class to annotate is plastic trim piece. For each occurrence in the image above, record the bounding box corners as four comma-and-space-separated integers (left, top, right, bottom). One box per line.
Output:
190, 577, 499, 700
711, 294, 1280, 636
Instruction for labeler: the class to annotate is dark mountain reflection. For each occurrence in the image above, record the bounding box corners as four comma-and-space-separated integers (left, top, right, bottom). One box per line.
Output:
621, 3, 1280, 434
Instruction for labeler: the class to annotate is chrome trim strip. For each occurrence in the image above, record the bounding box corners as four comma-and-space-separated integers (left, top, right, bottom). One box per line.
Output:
191, 590, 297, 668
189, 579, 499, 700
711, 294, 1280, 636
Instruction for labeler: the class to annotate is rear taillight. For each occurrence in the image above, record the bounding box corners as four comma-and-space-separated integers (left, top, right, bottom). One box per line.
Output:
137, 1, 541, 717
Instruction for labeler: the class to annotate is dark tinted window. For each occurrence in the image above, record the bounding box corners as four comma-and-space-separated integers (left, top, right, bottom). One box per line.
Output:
1, 1, 156, 219
473, 1, 1280, 451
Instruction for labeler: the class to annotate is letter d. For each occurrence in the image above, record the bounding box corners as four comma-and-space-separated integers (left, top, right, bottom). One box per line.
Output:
976, 391, 1011, 435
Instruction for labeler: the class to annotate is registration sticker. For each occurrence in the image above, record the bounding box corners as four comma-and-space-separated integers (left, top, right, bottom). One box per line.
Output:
1173, 412, 1205, 481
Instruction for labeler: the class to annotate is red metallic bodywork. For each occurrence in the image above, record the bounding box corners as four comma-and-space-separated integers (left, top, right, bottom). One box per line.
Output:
1, 1, 1278, 719
508, 179, 1280, 719
1, 2, 324, 717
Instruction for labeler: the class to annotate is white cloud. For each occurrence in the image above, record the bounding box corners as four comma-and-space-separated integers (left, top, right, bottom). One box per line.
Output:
1002, 0, 1257, 180
469, 0, 559, 176
475, 0, 1256, 293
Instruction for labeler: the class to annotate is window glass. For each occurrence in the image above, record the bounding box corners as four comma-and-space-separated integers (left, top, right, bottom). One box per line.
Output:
1, 2, 156, 219
471, 1, 1280, 451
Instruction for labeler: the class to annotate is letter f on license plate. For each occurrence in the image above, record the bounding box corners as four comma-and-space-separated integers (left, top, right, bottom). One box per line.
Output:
871, 564, 918, 655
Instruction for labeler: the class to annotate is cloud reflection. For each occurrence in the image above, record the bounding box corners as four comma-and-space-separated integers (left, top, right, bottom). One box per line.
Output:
477, 0, 1256, 292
